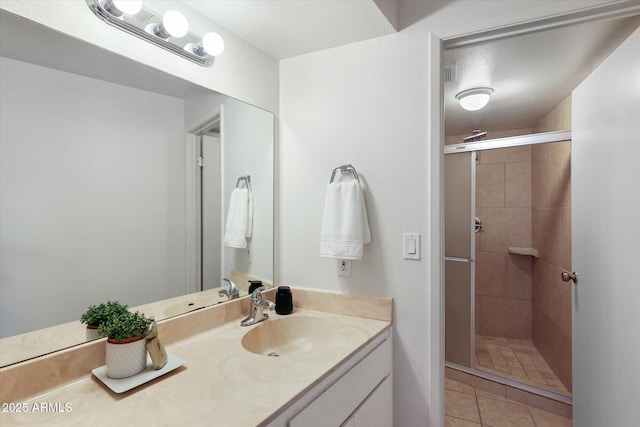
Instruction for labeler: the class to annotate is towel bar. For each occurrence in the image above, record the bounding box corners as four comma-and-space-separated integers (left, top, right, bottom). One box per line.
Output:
236, 175, 251, 188
329, 164, 359, 183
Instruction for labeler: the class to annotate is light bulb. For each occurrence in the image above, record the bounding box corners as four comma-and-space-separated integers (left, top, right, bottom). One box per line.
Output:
162, 10, 188, 38
103, 0, 142, 17
111, 0, 142, 16
455, 88, 493, 111
201, 32, 224, 56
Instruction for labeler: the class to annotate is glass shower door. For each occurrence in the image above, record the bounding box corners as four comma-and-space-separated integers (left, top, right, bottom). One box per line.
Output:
444, 152, 475, 367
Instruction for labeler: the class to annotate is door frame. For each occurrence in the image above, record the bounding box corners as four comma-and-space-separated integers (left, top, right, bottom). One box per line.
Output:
186, 110, 221, 295
429, 3, 640, 426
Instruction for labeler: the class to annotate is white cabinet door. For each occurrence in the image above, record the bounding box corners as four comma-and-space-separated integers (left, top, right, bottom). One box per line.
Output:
352, 375, 393, 427
572, 27, 640, 427
289, 339, 391, 427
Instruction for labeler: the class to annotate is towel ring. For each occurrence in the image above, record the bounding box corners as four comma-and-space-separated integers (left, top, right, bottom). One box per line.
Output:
329, 164, 360, 183
236, 175, 251, 188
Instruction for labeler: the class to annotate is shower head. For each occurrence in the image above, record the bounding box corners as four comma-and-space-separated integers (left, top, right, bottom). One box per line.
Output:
463, 130, 488, 142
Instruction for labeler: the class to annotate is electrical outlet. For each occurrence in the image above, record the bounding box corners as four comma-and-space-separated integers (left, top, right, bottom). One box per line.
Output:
337, 259, 351, 276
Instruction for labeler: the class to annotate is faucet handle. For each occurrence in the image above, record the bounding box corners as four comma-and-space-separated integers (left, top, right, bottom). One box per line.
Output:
251, 286, 266, 303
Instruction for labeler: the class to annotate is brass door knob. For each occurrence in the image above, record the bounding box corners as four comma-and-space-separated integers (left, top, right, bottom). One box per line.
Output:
561, 271, 579, 284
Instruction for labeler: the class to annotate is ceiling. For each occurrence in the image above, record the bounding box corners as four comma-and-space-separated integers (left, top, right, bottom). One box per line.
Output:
444, 15, 640, 137
3, 1, 638, 137
183, 0, 398, 59
182, 1, 638, 138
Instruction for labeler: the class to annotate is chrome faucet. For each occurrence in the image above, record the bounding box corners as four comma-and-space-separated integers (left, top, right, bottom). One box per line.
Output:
240, 286, 275, 327
219, 278, 240, 301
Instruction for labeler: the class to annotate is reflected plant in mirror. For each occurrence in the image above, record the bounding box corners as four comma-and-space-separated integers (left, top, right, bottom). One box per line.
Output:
0, 11, 274, 367
80, 300, 129, 341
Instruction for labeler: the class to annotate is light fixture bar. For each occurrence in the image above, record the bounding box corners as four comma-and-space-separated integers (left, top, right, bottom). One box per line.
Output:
86, 0, 216, 67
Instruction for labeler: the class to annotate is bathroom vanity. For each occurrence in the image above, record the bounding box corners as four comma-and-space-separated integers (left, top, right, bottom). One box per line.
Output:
0, 289, 392, 426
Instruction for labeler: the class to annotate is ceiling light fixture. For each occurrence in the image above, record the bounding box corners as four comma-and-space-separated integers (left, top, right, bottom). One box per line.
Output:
455, 87, 494, 111
86, 0, 223, 67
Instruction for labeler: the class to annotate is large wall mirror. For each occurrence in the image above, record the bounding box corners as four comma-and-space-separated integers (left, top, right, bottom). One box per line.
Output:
0, 11, 274, 366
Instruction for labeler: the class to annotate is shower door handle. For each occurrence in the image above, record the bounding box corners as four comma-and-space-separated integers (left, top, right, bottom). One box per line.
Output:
445, 257, 473, 263
561, 271, 579, 284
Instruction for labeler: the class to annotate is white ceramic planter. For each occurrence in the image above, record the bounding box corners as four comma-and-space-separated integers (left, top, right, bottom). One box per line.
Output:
105, 338, 147, 379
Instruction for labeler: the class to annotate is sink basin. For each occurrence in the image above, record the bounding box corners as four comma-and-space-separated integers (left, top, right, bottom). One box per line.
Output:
164, 294, 226, 317
241, 316, 335, 357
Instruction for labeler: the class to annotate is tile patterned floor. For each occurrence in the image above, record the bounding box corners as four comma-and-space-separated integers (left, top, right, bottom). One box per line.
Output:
445, 378, 573, 426
475, 335, 571, 396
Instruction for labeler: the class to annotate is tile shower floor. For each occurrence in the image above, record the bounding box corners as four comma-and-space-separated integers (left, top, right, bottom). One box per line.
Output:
445, 378, 572, 426
475, 335, 571, 396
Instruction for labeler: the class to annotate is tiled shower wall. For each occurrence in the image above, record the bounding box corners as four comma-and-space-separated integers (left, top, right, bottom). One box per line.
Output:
531, 96, 573, 392
474, 129, 534, 339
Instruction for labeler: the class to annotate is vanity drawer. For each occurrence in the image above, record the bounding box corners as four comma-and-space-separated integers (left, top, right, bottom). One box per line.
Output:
288, 336, 392, 427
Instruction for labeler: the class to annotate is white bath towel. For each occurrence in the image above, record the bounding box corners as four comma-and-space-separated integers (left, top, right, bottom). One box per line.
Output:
224, 187, 253, 248
320, 179, 371, 260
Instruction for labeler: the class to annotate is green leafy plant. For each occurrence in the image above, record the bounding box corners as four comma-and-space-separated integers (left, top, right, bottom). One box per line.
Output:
80, 300, 129, 328
99, 311, 153, 343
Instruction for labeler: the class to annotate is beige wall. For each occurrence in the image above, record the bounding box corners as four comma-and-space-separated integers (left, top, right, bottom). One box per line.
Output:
531, 96, 573, 392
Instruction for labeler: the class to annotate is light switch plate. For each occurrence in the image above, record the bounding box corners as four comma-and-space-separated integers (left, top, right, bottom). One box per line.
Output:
403, 233, 421, 260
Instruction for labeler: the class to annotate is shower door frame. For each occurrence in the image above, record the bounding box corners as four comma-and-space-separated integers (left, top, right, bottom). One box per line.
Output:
444, 151, 476, 367
444, 130, 571, 155
444, 130, 571, 389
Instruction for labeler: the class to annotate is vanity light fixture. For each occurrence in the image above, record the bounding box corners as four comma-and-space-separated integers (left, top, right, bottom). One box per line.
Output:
455, 87, 494, 111
86, 0, 224, 67
147, 10, 189, 39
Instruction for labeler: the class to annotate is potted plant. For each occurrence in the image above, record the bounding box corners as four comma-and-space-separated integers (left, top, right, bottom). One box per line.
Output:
99, 310, 154, 379
80, 300, 129, 341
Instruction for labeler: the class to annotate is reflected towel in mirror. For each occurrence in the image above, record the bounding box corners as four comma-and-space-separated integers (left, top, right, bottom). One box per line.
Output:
224, 187, 253, 248
320, 179, 371, 260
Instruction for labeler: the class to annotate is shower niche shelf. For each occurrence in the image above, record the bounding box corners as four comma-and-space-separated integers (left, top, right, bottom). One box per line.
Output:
508, 247, 539, 258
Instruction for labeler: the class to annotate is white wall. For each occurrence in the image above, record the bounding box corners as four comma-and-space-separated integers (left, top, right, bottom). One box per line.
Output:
222, 98, 274, 284
281, 24, 431, 427
279, 1, 621, 425
0, 0, 279, 113
0, 57, 186, 337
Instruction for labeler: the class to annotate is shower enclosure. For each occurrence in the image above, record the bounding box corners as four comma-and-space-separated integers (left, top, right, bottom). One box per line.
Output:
444, 131, 573, 399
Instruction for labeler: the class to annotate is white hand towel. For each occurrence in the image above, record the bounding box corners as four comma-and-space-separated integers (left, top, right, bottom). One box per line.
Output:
224, 188, 249, 248
320, 180, 371, 260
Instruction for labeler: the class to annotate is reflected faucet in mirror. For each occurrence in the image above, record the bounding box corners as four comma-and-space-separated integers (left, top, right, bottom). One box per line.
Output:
219, 278, 240, 301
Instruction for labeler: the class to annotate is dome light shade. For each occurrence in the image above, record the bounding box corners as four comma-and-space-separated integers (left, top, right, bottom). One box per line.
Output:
456, 87, 494, 111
